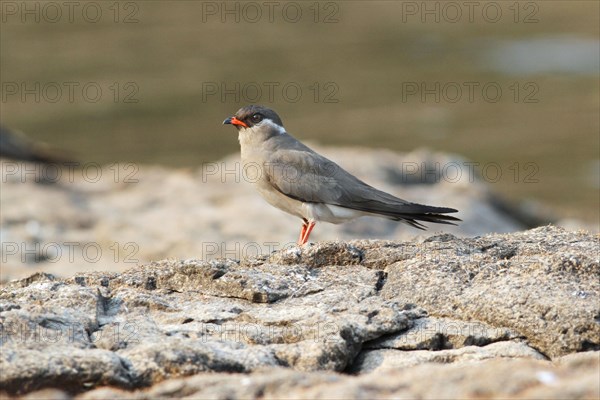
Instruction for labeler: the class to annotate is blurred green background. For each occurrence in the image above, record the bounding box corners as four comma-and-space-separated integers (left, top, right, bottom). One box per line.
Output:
1, 1, 598, 221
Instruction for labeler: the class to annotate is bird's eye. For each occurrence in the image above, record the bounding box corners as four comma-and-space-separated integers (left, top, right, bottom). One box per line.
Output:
251, 114, 263, 123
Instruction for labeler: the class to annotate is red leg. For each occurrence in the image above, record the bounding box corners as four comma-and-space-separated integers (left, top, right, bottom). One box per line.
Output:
297, 221, 308, 245
299, 221, 316, 245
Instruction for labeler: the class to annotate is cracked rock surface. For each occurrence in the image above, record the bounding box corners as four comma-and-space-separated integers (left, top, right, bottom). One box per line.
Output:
0, 226, 598, 398
72, 352, 599, 400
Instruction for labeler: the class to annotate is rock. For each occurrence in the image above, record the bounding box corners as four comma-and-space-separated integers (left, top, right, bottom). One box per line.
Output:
372, 226, 599, 358
23, 388, 72, 400
0, 226, 597, 397
0, 346, 133, 394
0, 255, 422, 393
365, 316, 520, 351
75, 352, 598, 399
349, 341, 546, 374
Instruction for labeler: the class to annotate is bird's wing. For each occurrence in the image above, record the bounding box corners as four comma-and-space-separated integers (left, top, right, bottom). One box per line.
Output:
264, 146, 346, 204
262, 141, 460, 228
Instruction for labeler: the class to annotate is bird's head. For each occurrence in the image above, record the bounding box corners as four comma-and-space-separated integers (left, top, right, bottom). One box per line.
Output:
223, 105, 286, 140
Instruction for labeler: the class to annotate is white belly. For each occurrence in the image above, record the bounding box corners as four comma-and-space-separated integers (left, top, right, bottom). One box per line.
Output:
254, 179, 305, 219
254, 178, 366, 224
302, 203, 366, 224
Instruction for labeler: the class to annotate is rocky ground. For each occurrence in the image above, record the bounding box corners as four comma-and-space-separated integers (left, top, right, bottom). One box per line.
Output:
0, 226, 598, 398
1, 147, 598, 398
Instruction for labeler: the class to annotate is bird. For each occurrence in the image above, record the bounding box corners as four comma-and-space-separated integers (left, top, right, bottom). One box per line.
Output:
223, 105, 460, 245
0, 125, 74, 165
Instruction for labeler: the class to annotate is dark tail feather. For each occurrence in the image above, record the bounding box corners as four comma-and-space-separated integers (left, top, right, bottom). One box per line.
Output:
394, 212, 461, 230
344, 202, 461, 230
